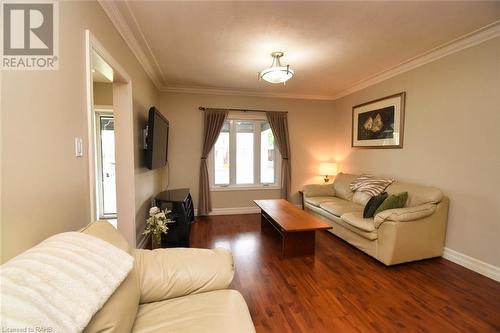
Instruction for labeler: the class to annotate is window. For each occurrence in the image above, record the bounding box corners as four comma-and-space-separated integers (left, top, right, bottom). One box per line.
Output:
236, 121, 254, 184
210, 117, 280, 189
95, 112, 117, 218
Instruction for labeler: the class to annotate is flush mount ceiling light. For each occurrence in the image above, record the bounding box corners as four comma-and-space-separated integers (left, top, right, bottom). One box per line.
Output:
259, 51, 294, 84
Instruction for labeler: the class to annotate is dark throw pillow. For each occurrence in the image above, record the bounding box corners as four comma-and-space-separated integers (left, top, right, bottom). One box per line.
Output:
363, 192, 388, 218
374, 192, 409, 216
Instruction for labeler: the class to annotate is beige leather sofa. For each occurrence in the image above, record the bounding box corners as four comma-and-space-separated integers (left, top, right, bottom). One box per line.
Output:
303, 173, 449, 265
81, 221, 255, 333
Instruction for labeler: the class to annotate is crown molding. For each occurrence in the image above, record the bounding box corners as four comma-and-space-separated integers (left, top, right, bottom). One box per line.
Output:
162, 21, 500, 101
98, 4, 499, 101
161, 85, 336, 101
329, 20, 500, 100
98, 0, 165, 89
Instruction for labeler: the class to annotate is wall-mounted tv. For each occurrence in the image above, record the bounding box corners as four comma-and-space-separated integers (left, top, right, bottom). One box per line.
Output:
146, 107, 169, 170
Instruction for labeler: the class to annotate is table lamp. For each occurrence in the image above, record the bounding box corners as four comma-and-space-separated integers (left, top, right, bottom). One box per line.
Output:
318, 162, 338, 183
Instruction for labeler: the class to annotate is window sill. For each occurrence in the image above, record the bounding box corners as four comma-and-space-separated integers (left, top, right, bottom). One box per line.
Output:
210, 185, 281, 192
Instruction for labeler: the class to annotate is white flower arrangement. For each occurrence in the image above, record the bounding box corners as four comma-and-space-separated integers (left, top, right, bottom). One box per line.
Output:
144, 206, 174, 247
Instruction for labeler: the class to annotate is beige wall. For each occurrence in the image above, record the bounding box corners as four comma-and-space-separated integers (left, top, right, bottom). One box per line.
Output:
1, 1, 160, 262
159, 92, 335, 209
160, 38, 500, 269
93, 82, 113, 106
330, 37, 500, 267
1, 1, 497, 271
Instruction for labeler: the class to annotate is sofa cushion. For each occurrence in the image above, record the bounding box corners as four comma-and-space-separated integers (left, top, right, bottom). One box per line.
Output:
305, 196, 336, 207
319, 198, 363, 217
352, 191, 372, 206
341, 212, 376, 232
131, 290, 255, 333
386, 182, 443, 207
333, 173, 359, 201
134, 248, 234, 303
336, 213, 378, 241
81, 221, 140, 333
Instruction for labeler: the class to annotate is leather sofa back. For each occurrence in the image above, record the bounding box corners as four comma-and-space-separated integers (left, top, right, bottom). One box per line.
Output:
333, 173, 358, 201
386, 182, 443, 207
333, 173, 443, 208
81, 221, 140, 333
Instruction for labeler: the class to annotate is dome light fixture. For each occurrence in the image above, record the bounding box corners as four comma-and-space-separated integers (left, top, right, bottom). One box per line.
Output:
259, 51, 294, 84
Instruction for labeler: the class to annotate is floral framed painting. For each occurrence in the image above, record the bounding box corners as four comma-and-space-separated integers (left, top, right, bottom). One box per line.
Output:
352, 92, 406, 148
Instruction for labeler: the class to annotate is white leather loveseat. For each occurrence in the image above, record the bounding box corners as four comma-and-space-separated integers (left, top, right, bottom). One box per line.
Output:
82, 221, 255, 333
303, 173, 449, 266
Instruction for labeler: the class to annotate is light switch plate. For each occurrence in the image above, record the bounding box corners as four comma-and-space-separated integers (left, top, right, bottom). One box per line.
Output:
75, 137, 83, 157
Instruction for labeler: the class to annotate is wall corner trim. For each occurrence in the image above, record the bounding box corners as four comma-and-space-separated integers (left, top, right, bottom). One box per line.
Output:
98, 0, 164, 89
161, 85, 336, 101
443, 247, 500, 282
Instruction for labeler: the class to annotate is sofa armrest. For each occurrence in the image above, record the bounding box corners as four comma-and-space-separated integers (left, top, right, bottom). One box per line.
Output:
374, 203, 436, 228
302, 183, 335, 198
133, 247, 234, 304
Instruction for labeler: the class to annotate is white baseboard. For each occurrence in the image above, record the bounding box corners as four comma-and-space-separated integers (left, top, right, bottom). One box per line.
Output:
443, 247, 500, 282
194, 204, 303, 216
210, 207, 261, 215
194, 206, 260, 216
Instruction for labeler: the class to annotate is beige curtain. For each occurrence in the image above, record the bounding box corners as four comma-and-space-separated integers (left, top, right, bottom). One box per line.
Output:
266, 112, 291, 200
198, 109, 228, 215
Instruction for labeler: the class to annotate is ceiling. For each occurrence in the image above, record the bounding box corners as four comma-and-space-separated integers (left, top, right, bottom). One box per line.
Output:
102, 1, 500, 99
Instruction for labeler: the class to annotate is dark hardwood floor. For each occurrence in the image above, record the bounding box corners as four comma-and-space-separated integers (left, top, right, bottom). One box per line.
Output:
191, 214, 500, 333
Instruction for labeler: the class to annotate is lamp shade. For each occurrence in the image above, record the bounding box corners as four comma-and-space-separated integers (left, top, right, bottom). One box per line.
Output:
318, 162, 338, 176
260, 66, 294, 84
259, 51, 294, 84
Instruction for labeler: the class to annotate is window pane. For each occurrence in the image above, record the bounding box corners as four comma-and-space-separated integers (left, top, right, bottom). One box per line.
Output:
261, 123, 275, 183
214, 123, 230, 185
236, 121, 254, 184
236, 121, 254, 133
100, 117, 116, 215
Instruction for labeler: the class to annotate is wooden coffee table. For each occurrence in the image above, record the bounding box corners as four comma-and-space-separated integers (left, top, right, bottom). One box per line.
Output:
254, 199, 331, 258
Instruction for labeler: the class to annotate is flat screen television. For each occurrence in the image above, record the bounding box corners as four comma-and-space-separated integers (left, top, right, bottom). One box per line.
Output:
146, 107, 169, 170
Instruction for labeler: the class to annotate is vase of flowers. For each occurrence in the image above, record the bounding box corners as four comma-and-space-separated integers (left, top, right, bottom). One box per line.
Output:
144, 206, 174, 249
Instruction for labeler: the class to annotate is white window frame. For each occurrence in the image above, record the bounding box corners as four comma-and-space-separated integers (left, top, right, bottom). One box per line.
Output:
94, 108, 117, 219
208, 112, 281, 191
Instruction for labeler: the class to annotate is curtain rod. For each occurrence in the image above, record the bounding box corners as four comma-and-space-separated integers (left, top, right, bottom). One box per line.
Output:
198, 106, 287, 114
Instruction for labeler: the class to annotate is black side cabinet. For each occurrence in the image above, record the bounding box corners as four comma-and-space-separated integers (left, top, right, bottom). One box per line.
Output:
155, 188, 195, 248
